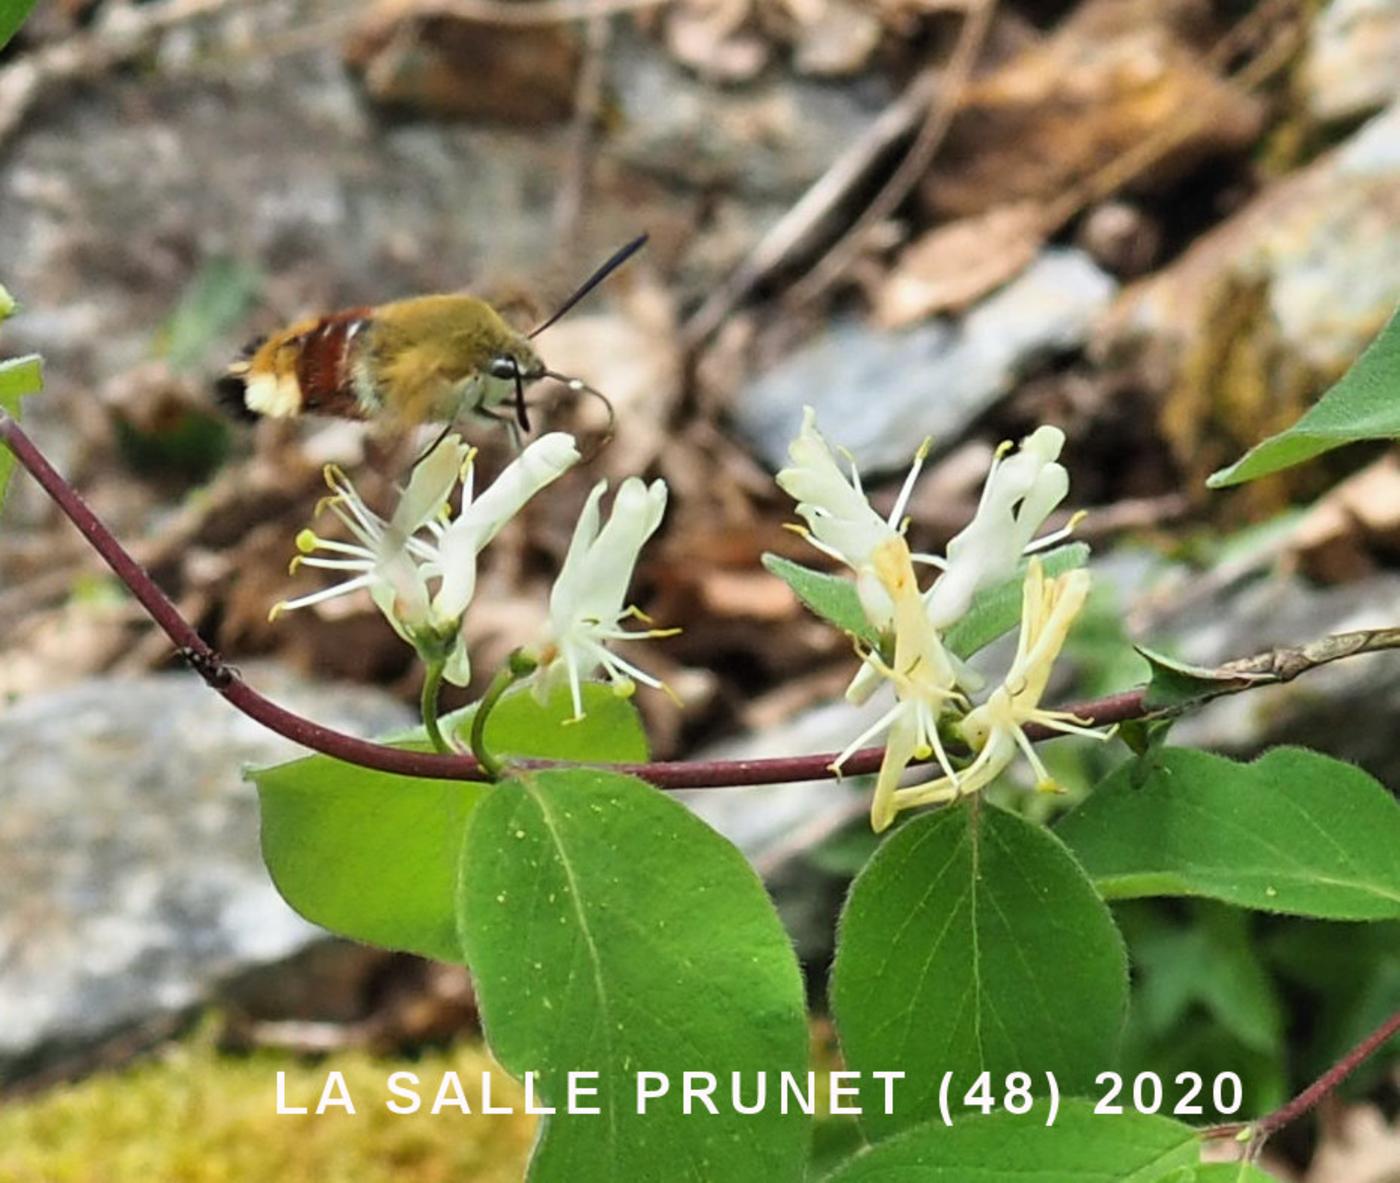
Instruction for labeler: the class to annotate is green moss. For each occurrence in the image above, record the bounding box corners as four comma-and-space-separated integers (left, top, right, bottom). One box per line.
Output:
1162, 274, 1322, 518
0, 1029, 534, 1182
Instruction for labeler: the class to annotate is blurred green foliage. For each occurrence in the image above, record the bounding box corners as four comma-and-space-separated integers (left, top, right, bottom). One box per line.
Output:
158, 257, 261, 375
1116, 901, 1400, 1121
112, 257, 264, 481
0, 278, 43, 513
0, 0, 39, 54
114, 412, 231, 483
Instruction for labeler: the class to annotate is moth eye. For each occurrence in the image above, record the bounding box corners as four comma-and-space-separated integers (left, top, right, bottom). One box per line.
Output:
487, 356, 518, 380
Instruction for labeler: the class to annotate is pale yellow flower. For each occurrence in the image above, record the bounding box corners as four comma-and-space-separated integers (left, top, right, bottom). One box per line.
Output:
890, 558, 1108, 818
830, 536, 967, 832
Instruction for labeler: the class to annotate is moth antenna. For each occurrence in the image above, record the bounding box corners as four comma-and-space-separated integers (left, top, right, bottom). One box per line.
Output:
528, 233, 648, 340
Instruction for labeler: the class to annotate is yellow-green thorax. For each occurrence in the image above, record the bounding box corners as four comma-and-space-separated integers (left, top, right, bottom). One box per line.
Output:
364, 295, 544, 425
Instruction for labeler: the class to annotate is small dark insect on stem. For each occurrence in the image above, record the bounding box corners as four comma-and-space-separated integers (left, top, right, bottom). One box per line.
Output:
178, 646, 235, 690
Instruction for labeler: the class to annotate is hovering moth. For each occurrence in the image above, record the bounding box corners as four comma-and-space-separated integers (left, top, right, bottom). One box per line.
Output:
216, 234, 647, 443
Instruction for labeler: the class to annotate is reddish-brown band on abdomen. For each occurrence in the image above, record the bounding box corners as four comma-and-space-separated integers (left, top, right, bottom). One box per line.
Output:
292, 307, 374, 418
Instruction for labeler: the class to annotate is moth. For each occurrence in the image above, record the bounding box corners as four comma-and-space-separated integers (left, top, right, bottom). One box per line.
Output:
216, 234, 647, 444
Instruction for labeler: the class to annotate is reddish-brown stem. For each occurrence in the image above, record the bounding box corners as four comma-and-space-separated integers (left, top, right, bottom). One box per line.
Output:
1205, 1006, 1400, 1144
0, 409, 1151, 786
0, 411, 1143, 781
6, 411, 1397, 1136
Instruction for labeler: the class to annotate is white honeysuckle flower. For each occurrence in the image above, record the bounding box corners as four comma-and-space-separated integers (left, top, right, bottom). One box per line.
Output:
777, 406, 930, 632
274, 432, 580, 685
276, 433, 470, 626
430, 432, 582, 640
829, 535, 967, 833
773, 414, 1099, 831
922, 426, 1073, 629
530, 476, 675, 721
889, 558, 1108, 819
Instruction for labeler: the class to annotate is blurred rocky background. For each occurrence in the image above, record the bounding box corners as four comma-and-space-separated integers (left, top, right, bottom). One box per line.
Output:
0, 0, 1397, 1178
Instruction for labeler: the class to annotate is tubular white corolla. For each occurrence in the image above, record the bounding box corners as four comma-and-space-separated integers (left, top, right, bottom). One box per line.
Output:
777, 406, 930, 633
529, 476, 675, 721
275, 432, 580, 684
921, 426, 1074, 628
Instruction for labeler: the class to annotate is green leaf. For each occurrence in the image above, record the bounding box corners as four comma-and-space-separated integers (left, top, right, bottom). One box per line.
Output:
1118, 719, 1174, 761
1057, 747, 1400, 920
831, 802, 1128, 1143
0, 0, 40, 53
0, 353, 43, 515
1187, 1167, 1282, 1182
942, 543, 1091, 659
253, 682, 646, 962
763, 542, 1089, 660
0, 356, 42, 405
1208, 304, 1400, 487
459, 768, 809, 1182
434, 679, 649, 765
1137, 647, 1267, 713
763, 553, 878, 646
823, 1102, 1198, 1182
0, 283, 14, 321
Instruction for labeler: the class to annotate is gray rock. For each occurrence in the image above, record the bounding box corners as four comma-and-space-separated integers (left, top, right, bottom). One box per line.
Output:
678, 694, 886, 867
1304, 0, 1400, 124
678, 693, 890, 961
0, 668, 412, 1083
1106, 101, 1400, 376
608, 25, 890, 202
733, 248, 1118, 474
0, 6, 890, 422
1270, 102, 1400, 373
